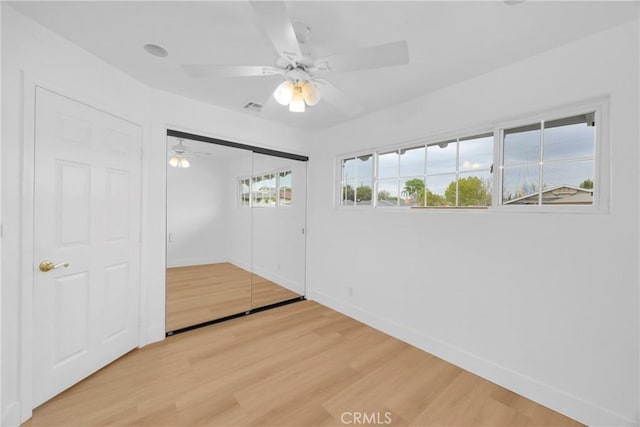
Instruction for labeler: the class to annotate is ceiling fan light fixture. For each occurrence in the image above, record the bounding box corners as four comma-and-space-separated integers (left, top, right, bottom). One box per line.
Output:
301, 81, 321, 106
169, 155, 190, 168
274, 80, 294, 105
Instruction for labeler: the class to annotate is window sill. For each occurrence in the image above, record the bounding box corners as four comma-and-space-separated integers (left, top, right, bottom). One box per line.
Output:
410, 206, 489, 210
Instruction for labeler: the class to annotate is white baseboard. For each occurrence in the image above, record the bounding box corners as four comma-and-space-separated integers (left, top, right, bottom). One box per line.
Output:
227, 258, 251, 272
166, 257, 227, 269
307, 288, 635, 427
2, 401, 21, 427
251, 265, 303, 295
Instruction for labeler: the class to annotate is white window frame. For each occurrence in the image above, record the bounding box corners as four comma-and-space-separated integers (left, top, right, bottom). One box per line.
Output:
336, 128, 494, 210
335, 98, 609, 214
277, 169, 293, 207
336, 151, 375, 208
239, 168, 293, 208
493, 97, 609, 214
238, 176, 252, 208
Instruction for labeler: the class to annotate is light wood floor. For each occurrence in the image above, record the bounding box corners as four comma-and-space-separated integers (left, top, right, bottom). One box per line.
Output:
166, 263, 300, 331
27, 301, 581, 427
250, 273, 300, 309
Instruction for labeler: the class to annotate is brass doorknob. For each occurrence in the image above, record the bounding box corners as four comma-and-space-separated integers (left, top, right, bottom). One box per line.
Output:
39, 260, 69, 272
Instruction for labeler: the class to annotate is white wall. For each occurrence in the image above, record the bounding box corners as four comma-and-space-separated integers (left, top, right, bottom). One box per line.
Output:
166, 154, 229, 268
307, 20, 639, 427
0, 3, 4, 425
1, 4, 311, 424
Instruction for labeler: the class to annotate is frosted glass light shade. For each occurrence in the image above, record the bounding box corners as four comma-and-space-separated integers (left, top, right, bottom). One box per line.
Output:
301, 81, 321, 106
274, 81, 294, 106
169, 156, 190, 168
289, 84, 306, 112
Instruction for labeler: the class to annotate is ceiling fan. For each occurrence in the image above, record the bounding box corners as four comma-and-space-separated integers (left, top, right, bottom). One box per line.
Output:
168, 139, 210, 168
181, 1, 410, 114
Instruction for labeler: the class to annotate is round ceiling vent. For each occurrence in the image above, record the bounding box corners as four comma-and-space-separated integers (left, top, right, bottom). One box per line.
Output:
144, 44, 168, 58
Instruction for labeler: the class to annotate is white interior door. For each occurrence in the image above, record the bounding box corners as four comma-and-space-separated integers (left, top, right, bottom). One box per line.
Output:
32, 87, 142, 407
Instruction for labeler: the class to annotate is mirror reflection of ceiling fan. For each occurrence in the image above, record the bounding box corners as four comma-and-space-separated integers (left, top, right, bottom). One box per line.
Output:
168, 139, 211, 168
181, 1, 410, 114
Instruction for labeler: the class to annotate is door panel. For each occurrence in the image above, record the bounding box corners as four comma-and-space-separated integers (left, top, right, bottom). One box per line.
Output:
52, 272, 90, 365
33, 87, 142, 407
251, 153, 306, 308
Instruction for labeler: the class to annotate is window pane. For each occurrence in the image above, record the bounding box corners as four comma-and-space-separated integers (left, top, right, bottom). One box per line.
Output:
378, 151, 399, 179
427, 140, 457, 174
342, 180, 356, 206
400, 146, 425, 177
542, 160, 594, 205
357, 155, 373, 181
543, 119, 595, 161
426, 174, 456, 206
400, 177, 424, 206
279, 171, 292, 206
504, 123, 541, 165
458, 171, 492, 207
342, 158, 356, 181
252, 176, 262, 205
356, 180, 373, 206
459, 135, 493, 172
240, 178, 250, 207
502, 165, 540, 205
253, 174, 276, 206
377, 179, 399, 207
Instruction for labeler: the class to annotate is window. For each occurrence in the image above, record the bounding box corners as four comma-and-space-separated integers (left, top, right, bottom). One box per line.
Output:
252, 173, 277, 206
500, 112, 596, 206
341, 154, 373, 206
336, 101, 605, 212
239, 178, 251, 207
239, 169, 292, 207
356, 132, 492, 209
279, 171, 292, 206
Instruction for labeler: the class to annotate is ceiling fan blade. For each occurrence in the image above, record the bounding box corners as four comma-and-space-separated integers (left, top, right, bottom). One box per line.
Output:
249, 0, 303, 65
314, 41, 409, 74
182, 64, 282, 78
314, 79, 364, 116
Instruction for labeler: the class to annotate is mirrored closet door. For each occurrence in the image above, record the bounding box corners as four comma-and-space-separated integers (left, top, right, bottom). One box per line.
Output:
251, 153, 307, 308
165, 132, 307, 334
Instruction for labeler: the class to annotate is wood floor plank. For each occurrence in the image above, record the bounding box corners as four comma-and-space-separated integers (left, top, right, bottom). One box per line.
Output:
166, 263, 302, 331
26, 301, 582, 427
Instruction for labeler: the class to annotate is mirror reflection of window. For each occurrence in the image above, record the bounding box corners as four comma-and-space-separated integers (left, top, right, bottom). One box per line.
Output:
239, 178, 251, 207
279, 171, 292, 206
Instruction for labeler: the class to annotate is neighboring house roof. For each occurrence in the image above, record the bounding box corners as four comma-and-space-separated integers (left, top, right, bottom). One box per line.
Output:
504, 185, 593, 205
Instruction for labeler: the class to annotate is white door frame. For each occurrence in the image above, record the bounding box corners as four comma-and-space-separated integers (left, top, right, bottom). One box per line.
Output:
18, 72, 146, 422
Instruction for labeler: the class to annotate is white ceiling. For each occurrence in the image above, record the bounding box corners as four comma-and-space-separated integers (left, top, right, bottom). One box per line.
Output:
9, 1, 638, 132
